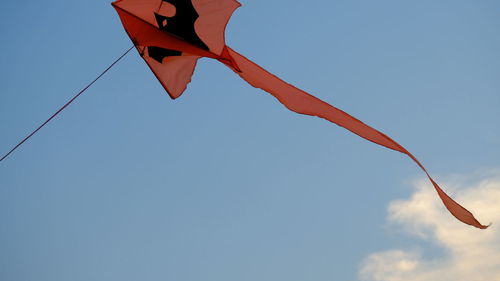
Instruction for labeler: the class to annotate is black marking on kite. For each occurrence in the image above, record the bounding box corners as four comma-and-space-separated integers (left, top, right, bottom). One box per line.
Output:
154, 0, 209, 51
148, 47, 182, 63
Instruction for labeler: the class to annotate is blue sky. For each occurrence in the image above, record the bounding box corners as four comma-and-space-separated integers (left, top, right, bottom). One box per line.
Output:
1, 1, 499, 280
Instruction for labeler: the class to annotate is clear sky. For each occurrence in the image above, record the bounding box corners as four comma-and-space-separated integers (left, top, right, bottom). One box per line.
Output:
1, 1, 499, 281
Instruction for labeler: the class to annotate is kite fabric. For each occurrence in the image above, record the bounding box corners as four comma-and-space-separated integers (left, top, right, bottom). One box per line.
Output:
112, 0, 488, 229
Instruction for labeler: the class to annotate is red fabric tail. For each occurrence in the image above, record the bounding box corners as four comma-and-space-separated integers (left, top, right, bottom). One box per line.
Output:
219, 46, 488, 229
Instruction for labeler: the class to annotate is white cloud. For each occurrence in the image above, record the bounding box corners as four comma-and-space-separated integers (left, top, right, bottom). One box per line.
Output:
358, 170, 500, 281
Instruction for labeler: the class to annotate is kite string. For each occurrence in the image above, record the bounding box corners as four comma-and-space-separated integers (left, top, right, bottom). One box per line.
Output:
0, 46, 135, 163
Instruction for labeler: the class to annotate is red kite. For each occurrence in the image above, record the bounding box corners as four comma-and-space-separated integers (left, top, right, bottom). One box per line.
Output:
111, 0, 488, 228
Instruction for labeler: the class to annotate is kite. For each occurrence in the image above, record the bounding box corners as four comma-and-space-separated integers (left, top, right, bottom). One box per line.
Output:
111, 0, 489, 229
0, 0, 488, 229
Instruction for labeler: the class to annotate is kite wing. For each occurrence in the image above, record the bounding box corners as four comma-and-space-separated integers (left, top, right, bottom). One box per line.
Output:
142, 48, 200, 99
112, 0, 488, 229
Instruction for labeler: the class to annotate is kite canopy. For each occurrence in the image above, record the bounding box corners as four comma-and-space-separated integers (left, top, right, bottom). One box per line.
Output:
112, 0, 240, 98
112, 0, 489, 229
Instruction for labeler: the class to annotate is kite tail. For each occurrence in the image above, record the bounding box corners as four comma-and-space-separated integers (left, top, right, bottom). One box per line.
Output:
218, 45, 489, 229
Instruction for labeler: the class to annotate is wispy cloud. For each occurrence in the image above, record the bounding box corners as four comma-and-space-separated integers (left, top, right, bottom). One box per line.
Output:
358, 170, 500, 281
